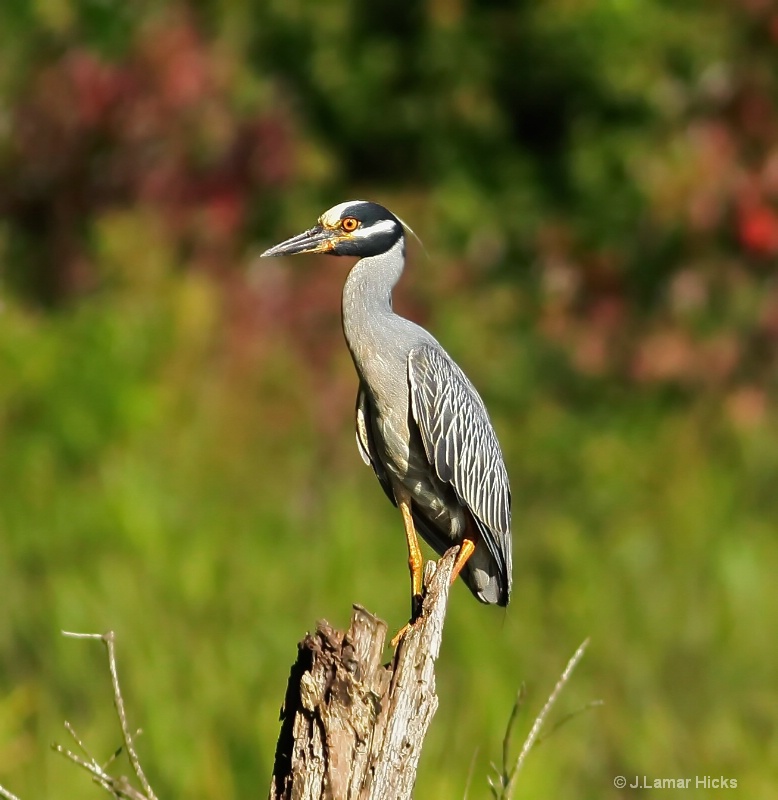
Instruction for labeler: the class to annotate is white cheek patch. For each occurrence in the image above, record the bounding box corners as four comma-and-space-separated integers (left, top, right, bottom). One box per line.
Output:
352, 218, 398, 239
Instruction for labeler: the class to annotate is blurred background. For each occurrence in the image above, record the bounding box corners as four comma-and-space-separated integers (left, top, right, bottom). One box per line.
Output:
1, 0, 777, 797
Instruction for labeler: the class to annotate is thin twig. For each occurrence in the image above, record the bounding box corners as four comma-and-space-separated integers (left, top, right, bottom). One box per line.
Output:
101, 740, 128, 772
101, 631, 156, 800
59, 631, 158, 800
490, 639, 596, 799
500, 638, 591, 798
63, 720, 100, 768
0, 784, 22, 800
52, 737, 115, 792
53, 717, 138, 797
501, 683, 526, 788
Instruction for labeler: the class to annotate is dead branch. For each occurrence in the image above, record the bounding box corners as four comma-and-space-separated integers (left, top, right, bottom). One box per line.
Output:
268, 546, 458, 800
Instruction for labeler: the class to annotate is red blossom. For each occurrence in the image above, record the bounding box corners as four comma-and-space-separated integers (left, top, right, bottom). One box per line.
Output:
737, 203, 778, 255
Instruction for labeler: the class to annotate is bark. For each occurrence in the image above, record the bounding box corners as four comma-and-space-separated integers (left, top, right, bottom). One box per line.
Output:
268, 547, 457, 800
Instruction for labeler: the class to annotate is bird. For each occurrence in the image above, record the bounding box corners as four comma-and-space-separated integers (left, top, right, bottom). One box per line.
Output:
261, 200, 512, 630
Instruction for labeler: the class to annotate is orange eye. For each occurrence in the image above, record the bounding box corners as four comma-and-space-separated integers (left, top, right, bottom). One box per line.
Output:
341, 217, 359, 232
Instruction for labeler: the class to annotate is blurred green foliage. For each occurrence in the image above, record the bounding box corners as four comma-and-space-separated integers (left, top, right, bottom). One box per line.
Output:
1, 0, 778, 798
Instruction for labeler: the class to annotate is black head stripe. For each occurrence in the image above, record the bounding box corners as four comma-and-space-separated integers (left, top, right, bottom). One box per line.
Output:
338, 201, 400, 227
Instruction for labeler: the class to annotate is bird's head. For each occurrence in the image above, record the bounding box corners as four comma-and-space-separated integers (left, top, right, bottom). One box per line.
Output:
260, 200, 404, 259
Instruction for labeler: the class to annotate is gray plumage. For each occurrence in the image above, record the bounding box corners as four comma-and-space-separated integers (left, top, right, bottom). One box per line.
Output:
261, 200, 512, 607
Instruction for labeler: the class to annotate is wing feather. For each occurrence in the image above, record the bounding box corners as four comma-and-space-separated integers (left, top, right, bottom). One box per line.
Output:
408, 344, 511, 577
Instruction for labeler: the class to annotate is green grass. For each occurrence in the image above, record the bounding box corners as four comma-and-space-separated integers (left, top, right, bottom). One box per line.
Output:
1, 277, 777, 799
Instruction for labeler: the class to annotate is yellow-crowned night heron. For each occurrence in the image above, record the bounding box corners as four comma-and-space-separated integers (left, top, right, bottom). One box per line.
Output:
261, 200, 512, 628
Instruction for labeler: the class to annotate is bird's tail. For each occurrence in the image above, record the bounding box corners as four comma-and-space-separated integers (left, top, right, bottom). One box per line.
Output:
462, 543, 511, 606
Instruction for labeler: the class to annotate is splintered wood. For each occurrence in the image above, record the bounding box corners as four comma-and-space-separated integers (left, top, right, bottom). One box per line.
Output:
268, 548, 456, 800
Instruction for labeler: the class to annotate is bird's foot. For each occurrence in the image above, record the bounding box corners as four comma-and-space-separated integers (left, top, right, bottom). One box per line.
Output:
390, 622, 411, 648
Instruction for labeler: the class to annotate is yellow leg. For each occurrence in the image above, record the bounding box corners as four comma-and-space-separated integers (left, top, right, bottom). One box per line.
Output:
450, 537, 476, 585
399, 494, 424, 601
391, 535, 478, 648
391, 490, 424, 648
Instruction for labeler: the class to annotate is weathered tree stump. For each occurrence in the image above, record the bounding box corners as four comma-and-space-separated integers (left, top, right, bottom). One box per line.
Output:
268, 548, 457, 800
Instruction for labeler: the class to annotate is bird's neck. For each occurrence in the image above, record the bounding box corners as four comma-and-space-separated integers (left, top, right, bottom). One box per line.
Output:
341, 238, 407, 358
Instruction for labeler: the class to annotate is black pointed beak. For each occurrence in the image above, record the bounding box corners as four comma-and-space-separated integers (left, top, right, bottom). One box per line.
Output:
260, 225, 338, 257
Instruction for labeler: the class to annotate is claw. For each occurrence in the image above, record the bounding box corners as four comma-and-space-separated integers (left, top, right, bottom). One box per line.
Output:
390, 622, 411, 649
